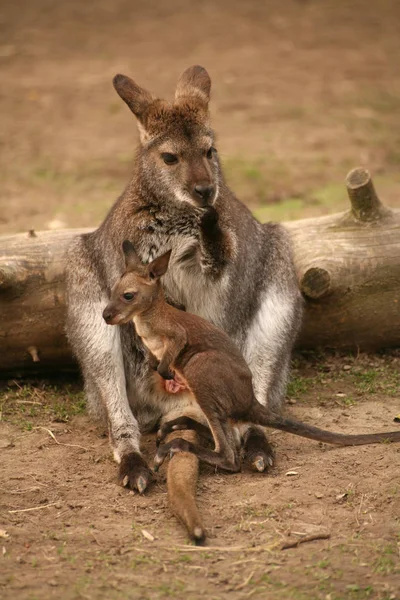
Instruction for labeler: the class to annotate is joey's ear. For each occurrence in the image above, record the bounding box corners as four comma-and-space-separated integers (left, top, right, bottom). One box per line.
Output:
113, 74, 154, 121
148, 250, 172, 280
175, 65, 211, 105
122, 240, 141, 270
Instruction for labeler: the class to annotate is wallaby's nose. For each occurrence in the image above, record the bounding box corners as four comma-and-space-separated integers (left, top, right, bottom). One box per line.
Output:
193, 184, 214, 205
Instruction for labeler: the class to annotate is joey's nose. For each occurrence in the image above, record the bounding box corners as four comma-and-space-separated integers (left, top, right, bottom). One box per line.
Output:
193, 184, 214, 205
103, 307, 113, 323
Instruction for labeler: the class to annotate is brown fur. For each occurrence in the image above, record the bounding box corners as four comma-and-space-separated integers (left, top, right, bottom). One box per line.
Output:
166, 429, 205, 544
103, 244, 400, 473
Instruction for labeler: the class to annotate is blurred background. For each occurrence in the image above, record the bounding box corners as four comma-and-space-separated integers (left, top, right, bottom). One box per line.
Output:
1, 0, 400, 234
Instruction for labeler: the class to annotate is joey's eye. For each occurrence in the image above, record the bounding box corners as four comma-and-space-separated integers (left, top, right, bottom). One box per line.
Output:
161, 153, 178, 165
122, 292, 135, 301
206, 147, 216, 160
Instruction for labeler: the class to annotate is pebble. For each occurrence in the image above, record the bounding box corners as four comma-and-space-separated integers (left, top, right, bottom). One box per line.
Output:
0, 438, 14, 449
315, 492, 324, 499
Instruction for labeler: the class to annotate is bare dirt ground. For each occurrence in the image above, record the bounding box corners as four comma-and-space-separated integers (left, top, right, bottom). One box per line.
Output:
1, 353, 400, 600
1, 1, 400, 598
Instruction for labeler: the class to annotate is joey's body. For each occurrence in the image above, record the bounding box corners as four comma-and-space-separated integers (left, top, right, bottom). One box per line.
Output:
104, 246, 400, 474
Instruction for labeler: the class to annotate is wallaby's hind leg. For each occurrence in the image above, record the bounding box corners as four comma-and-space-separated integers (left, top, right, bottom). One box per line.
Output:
157, 416, 213, 446
242, 292, 299, 472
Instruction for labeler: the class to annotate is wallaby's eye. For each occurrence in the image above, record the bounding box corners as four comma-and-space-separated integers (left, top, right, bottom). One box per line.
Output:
206, 147, 216, 160
161, 153, 178, 165
122, 292, 135, 301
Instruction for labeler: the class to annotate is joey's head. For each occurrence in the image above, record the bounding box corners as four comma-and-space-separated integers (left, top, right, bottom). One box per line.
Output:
103, 241, 171, 326
113, 65, 220, 208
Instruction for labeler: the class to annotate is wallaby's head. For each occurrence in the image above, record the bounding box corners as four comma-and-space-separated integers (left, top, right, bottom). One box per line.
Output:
103, 241, 171, 325
113, 65, 219, 208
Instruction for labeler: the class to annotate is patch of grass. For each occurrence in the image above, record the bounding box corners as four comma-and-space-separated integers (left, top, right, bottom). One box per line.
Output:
286, 374, 313, 400
351, 365, 400, 397
373, 544, 398, 575
339, 395, 357, 407
0, 380, 85, 429
316, 559, 330, 569
344, 584, 374, 599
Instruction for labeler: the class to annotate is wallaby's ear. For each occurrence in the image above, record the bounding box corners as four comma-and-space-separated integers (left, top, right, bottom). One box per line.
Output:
148, 250, 172, 280
122, 240, 141, 270
175, 65, 211, 105
113, 74, 154, 121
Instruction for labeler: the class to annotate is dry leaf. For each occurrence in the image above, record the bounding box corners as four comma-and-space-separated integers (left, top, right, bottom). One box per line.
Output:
141, 529, 154, 542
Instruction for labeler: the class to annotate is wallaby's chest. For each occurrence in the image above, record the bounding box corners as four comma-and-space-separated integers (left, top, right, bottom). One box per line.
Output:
132, 317, 165, 360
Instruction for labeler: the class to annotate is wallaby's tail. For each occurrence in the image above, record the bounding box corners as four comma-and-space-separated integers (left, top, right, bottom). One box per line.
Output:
166, 429, 205, 545
249, 401, 400, 446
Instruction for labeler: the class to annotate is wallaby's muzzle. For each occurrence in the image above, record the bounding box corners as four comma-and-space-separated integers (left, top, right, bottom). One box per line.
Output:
192, 184, 215, 206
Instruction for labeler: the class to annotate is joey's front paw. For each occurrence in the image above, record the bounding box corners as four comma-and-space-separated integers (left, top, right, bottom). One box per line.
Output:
119, 452, 153, 493
147, 354, 160, 372
157, 365, 175, 380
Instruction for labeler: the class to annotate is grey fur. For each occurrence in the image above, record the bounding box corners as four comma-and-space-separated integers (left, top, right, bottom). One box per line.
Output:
65, 65, 302, 488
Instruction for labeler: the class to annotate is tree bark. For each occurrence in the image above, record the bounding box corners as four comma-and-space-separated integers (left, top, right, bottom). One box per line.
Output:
287, 168, 400, 349
1, 168, 399, 375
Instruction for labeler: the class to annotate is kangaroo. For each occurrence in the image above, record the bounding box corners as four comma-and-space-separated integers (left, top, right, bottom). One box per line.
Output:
65, 65, 303, 494
103, 243, 400, 472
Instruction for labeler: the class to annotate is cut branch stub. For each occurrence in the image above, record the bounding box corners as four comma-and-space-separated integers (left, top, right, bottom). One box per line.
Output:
300, 267, 331, 300
346, 167, 391, 222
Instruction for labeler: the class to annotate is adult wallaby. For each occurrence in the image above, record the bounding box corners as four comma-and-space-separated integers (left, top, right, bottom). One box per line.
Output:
103, 243, 400, 472
65, 65, 303, 494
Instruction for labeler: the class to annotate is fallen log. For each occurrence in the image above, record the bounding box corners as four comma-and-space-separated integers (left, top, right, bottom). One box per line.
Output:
0, 168, 399, 376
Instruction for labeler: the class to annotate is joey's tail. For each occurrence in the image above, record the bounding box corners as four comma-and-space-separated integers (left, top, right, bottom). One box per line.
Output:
166, 429, 206, 545
248, 401, 400, 446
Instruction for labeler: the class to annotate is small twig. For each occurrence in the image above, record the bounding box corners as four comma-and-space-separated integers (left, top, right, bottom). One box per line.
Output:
0, 486, 41, 495
28, 474, 49, 487
281, 532, 330, 550
90, 531, 103, 546
8, 502, 58, 514
355, 493, 364, 526
35, 427, 88, 451
235, 570, 255, 591
173, 541, 279, 553
232, 558, 264, 567
15, 400, 43, 405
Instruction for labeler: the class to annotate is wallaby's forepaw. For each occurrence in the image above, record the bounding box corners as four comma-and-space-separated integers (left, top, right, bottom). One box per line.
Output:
200, 205, 219, 233
156, 417, 212, 447
154, 438, 192, 471
119, 452, 153, 493
242, 427, 275, 473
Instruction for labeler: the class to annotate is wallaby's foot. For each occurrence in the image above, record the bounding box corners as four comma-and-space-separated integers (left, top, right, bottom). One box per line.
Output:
242, 427, 275, 473
193, 530, 206, 546
157, 417, 213, 447
119, 452, 153, 493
